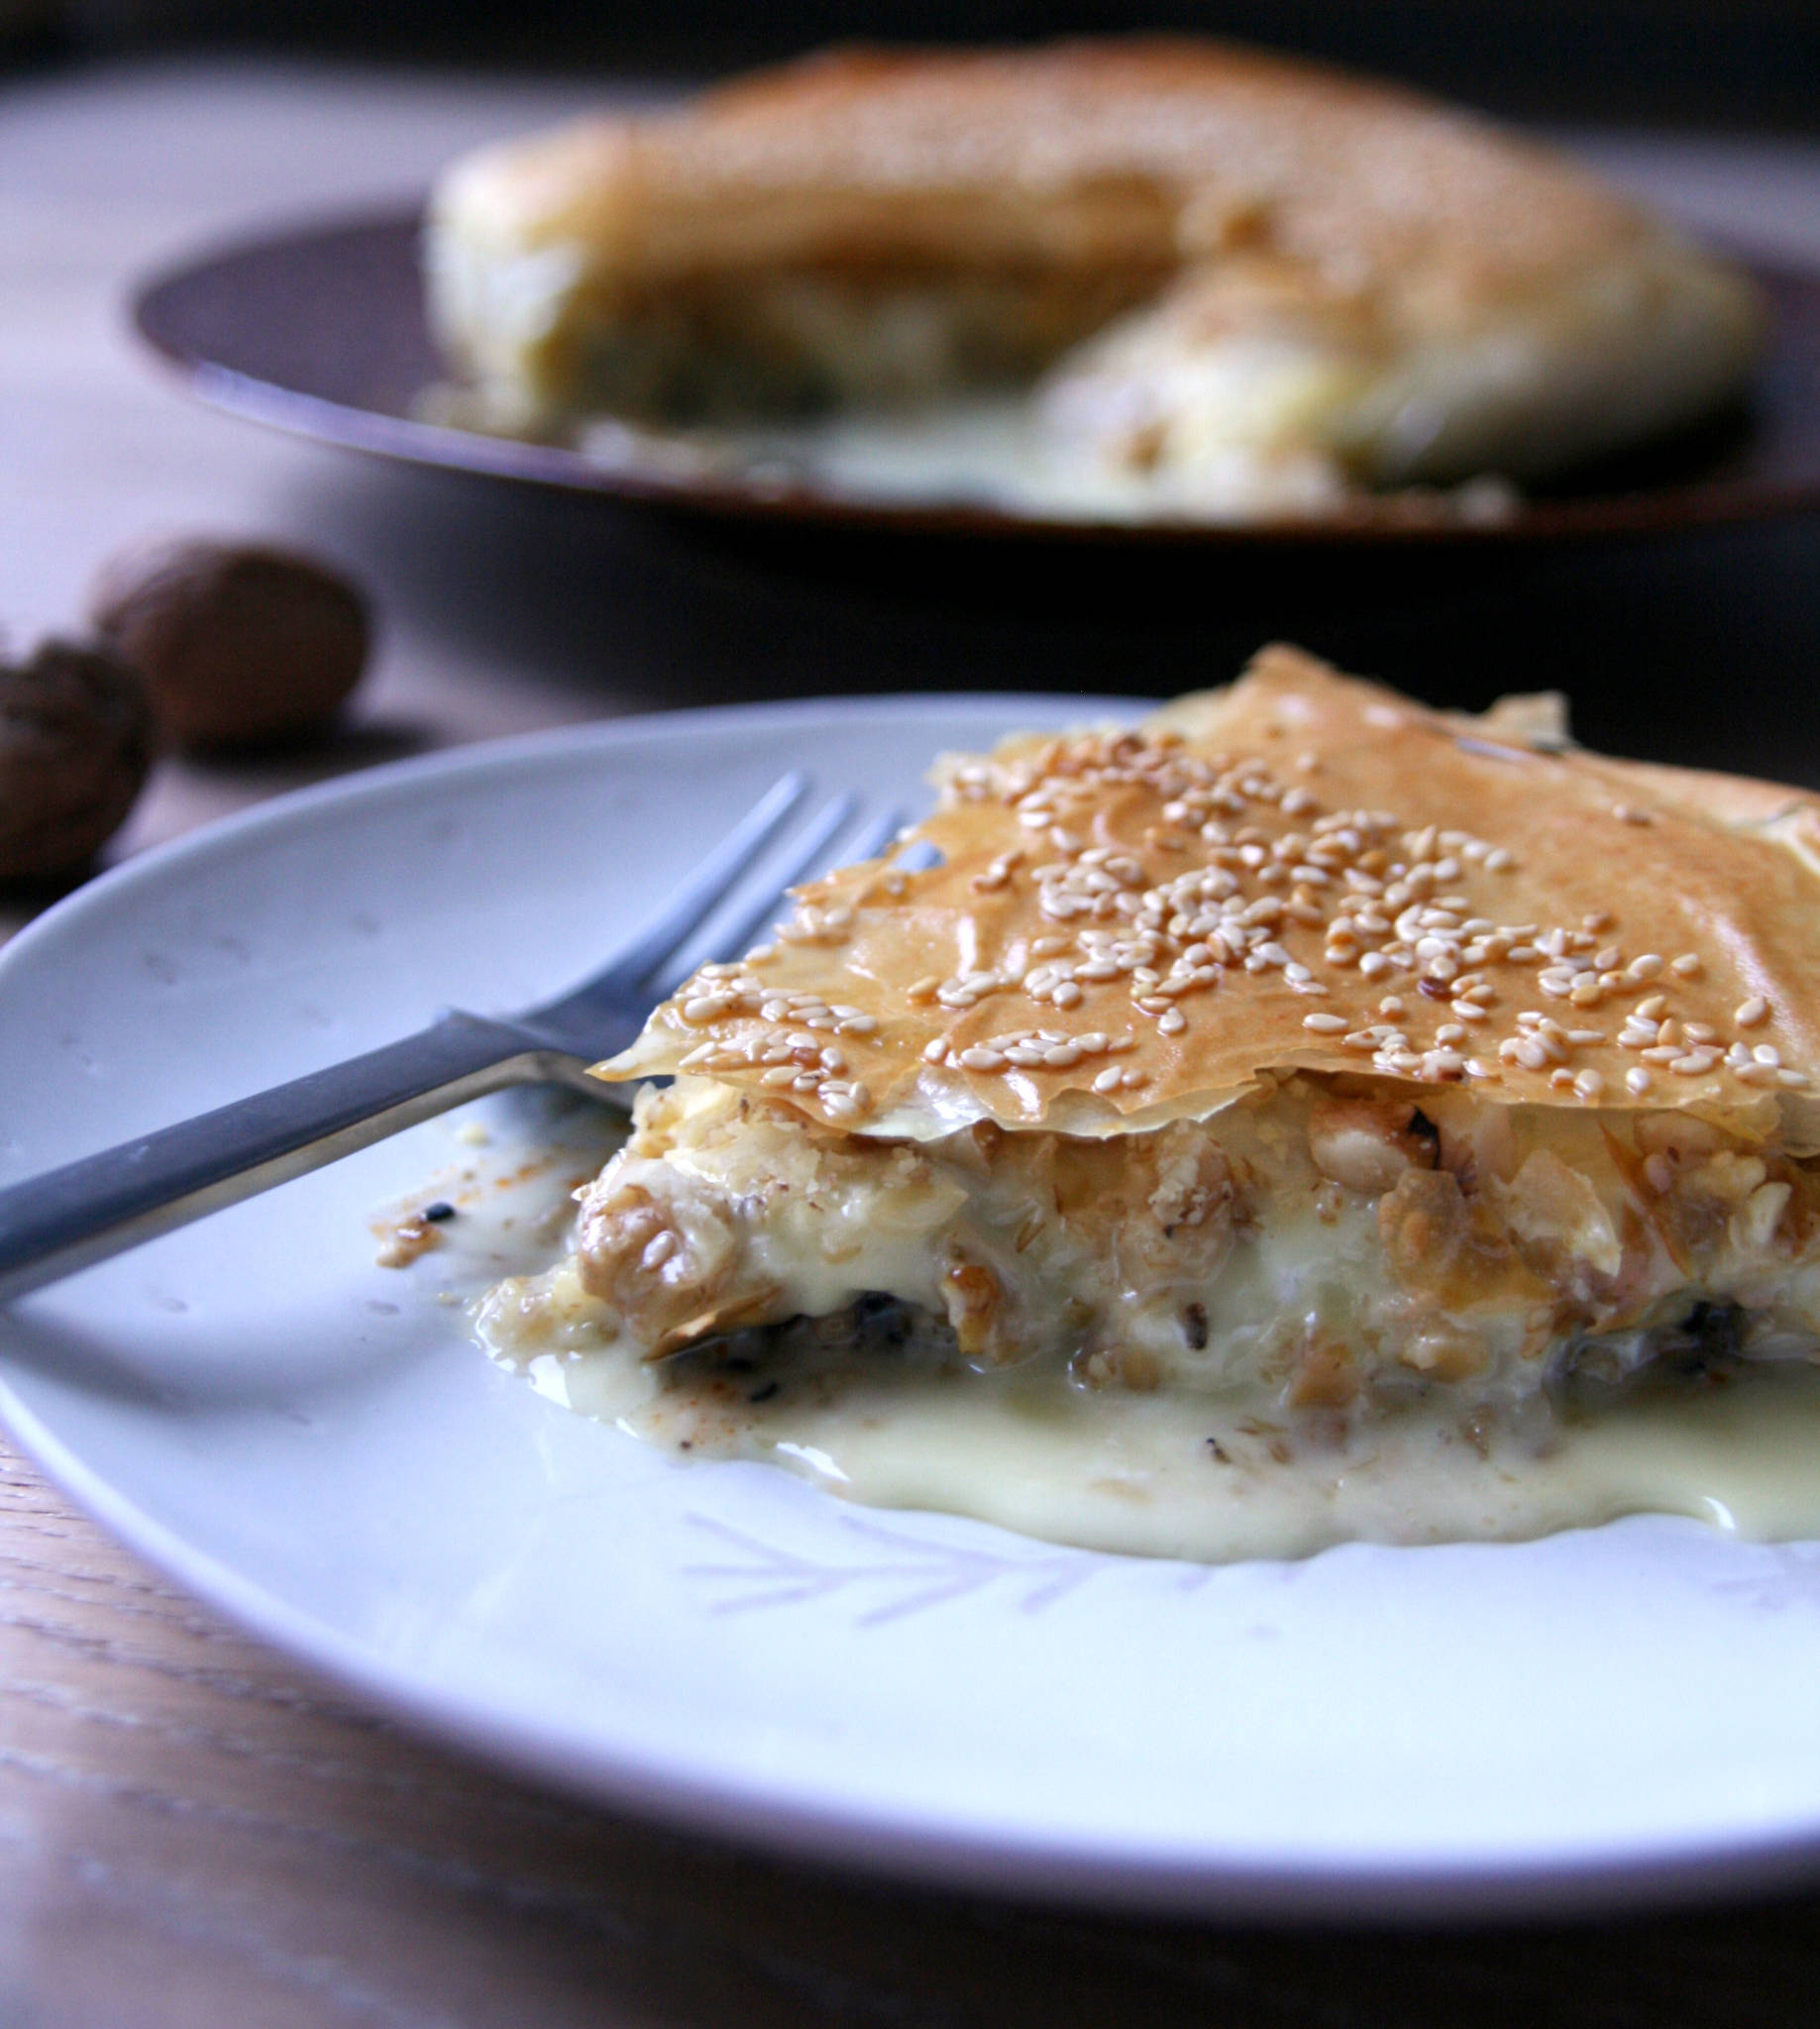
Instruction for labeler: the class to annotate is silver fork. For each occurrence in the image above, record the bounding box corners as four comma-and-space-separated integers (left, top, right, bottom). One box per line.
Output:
0, 774, 899, 1304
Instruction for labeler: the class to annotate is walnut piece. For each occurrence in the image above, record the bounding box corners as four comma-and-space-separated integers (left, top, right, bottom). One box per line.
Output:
89, 538, 369, 747
0, 638, 154, 880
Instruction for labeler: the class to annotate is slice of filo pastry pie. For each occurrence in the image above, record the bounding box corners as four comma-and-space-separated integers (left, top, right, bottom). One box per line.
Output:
476, 647, 1820, 1556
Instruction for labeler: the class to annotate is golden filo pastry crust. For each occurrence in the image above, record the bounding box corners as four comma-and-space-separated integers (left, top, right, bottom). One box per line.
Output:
426, 40, 1763, 498
599, 647, 1820, 1151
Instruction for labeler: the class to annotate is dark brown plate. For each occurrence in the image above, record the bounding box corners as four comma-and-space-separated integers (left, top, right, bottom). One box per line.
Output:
134, 210, 1820, 546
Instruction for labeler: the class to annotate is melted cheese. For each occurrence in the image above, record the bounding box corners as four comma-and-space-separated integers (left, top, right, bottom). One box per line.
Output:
471, 1072, 1820, 1560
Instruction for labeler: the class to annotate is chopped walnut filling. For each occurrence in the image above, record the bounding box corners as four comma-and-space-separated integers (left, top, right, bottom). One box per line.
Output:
477, 1072, 1820, 1425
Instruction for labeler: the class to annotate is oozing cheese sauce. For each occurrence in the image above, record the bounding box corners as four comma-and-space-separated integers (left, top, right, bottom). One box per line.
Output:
429, 1104, 1820, 1564
518, 1337, 1820, 1563
581, 396, 1351, 524
569, 397, 1514, 527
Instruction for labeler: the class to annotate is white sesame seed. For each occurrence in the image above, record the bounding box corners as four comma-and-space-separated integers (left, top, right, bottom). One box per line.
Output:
1303, 1012, 1349, 1032
1754, 1044, 1783, 1068
640, 1230, 678, 1270
1092, 1065, 1124, 1094
1626, 1067, 1653, 1096
760, 1066, 797, 1086
1736, 997, 1770, 1028
958, 1047, 1007, 1071
1574, 1070, 1607, 1101
1671, 954, 1703, 978
1779, 1069, 1810, 1088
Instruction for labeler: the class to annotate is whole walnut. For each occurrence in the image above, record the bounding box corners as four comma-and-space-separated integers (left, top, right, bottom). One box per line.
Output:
0, 639, 154, 880
89, 538, 370, 748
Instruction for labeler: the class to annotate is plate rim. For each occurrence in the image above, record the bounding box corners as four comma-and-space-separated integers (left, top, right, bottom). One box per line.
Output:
9, 693, 1820, 1922
130, 206, 1820, 550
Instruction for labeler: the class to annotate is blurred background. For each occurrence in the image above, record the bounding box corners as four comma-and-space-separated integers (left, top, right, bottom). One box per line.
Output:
4, 0, 1820, 875
2, 0, 1818, 123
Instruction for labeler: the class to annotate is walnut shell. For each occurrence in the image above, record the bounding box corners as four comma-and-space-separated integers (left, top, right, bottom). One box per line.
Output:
89, 538, 370, 748
0, 639, 154, 880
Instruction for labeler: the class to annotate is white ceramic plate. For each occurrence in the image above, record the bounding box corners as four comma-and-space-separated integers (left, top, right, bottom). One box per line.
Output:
6, 694, 1820, 1921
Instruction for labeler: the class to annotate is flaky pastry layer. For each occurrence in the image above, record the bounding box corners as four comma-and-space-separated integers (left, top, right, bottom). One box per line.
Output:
601, 648, 1820, 1155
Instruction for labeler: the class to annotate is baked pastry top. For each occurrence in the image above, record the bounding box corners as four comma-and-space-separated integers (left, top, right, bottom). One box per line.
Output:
427, 40, 1764, 509
601, 645, 1820, 1149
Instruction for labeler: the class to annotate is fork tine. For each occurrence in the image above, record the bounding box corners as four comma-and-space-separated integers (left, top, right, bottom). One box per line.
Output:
661, 799, 909, 989
844, 808, 907, 865
605, 770, 810, 987
655, 790, 854, 988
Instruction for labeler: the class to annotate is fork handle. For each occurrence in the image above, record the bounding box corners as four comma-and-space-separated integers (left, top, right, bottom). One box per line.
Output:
0, 1012, 597, 1304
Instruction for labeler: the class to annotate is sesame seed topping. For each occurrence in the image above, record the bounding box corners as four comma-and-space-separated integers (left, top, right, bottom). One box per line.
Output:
642, 706, 1801, 1124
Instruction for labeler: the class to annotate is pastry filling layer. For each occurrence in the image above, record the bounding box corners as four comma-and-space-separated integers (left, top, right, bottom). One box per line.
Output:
478, 1071, 1820, 1427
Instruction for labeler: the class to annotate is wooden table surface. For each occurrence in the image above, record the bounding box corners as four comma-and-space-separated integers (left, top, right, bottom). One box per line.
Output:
5, 56, 1820, 2025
